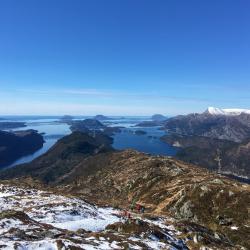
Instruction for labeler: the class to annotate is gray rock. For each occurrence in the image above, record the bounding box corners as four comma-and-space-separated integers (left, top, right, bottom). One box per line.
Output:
178, 201, 194, 219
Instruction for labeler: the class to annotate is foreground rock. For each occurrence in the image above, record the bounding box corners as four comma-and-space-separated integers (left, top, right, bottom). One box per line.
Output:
0, 130, 44, 168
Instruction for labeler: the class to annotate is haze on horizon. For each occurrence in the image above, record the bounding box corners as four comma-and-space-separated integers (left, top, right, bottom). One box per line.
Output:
0, 0, 249, 116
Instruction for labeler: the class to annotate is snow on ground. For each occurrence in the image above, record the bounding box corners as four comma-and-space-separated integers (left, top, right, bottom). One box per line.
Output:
207, 107, 250, 116
0, 184, 187, 249
28, 197, 120, 232
0, 184, 120, 232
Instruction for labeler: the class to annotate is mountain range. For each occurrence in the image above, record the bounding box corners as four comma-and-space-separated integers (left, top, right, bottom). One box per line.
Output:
164, 108, 250, 143
161, 107, 250, 178
0, 109, 249, 249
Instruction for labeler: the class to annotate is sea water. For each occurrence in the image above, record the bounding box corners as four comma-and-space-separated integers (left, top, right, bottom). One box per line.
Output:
1, 116, 176, 168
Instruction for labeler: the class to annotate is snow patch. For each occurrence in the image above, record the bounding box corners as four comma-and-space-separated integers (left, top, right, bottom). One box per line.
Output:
0, 184, 187, 250
206, 107, 250, 116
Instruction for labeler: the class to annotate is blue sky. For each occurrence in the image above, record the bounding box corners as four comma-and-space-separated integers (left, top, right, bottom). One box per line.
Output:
0, 0, 249, 115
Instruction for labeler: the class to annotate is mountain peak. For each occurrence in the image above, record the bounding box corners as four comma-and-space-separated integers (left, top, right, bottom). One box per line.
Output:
206, 107, 250, 116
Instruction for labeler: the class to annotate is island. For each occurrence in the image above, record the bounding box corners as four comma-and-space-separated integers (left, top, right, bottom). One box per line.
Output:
151, 114, 167, 121
135, 121, 163, 127
0, 122, 27, 130
69, 119, 106, 132
69, 119, 123, 136
60, 115, 74, 122
103, 126, 123, 136
94, 115, 112, 121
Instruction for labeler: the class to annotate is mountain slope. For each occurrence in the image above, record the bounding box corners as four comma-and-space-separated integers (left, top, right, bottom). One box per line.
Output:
0, 132, 249, 248
55, 150, 250, 248
161, 108, 250, 178
0, 130, 44, 168
0, 183, 191, 250
164, 111, 250, 143
161, 134, 250, 178
0, 132, 113, 183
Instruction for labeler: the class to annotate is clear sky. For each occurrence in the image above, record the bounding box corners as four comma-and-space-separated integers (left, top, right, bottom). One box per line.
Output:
0, 0, 249, 115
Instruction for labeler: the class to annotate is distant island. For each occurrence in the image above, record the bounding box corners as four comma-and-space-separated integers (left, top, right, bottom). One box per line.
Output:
135, 114, 167, 127
0, 122, 26, 130
70, 119, 106, 132
60, 115, 74, 122
69, 119, 122, 136
135, 121, 162, 127
151, 114, 167, 121
94, 115, 112, 120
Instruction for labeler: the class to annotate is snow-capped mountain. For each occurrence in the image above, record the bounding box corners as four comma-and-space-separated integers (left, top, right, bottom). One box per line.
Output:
206, 107, 250, 116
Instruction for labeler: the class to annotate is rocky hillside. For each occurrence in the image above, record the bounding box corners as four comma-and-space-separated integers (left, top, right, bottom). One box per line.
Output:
161, 109, 250, 179
0, 132, 249, 249
0, 130, 44, 168
161, 134, 250, 178
163, 111, 250, 143
57, 150, 250, 249
0, 132, 113, 183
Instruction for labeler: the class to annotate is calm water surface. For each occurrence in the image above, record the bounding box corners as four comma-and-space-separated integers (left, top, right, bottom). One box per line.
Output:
1, 116, 176, 167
